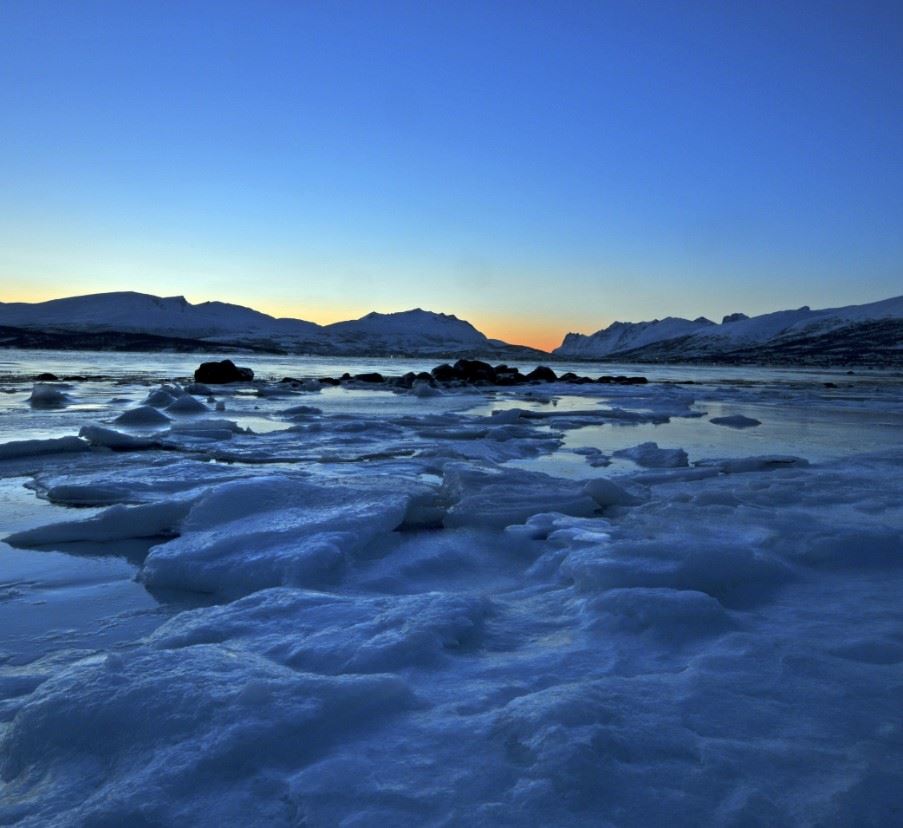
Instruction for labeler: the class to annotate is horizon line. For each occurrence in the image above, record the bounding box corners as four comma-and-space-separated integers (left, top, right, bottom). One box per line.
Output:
2, 287, 901, 354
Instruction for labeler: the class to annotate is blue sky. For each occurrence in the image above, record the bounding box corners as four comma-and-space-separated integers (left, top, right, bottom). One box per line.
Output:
1, 1, 901, 348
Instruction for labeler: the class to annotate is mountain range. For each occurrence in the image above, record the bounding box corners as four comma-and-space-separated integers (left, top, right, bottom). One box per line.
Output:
0, 291, 900, 365
0, 292, 543, 359
555, 296, 903, 366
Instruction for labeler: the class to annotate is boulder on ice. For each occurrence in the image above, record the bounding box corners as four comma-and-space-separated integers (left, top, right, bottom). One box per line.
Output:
193, 359, 254, 384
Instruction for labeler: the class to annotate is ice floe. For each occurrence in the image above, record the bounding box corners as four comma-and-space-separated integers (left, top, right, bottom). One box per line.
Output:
141, 476, 412, 597
710, 413, 762, 428
612, 441, 689, 468
78, 424, 163, 450
0, 436, 90, 461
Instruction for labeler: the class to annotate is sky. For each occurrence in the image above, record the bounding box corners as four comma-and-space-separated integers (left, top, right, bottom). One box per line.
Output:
1, 1, 901, 351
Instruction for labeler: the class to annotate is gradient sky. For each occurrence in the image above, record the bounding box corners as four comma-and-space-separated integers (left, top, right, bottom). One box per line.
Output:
1, 1, 901, 350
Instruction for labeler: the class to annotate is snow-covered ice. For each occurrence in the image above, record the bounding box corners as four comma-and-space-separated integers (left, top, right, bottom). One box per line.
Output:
710, 413, 762, 428
113, 404, 171, 426
1, 353, 901, 826
612, 440, 689, 468
26, 383, 71, 409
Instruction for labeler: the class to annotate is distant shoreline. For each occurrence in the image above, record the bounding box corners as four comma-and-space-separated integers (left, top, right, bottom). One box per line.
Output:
1, 339, 900, 373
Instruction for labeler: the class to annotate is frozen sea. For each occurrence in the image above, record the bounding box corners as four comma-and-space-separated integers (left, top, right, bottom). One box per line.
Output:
1, 349, 901, 826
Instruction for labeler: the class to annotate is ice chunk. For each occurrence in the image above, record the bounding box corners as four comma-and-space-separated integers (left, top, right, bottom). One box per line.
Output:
166, 394, 209, 414
113, 405, 171, 426
413, 379, 441, 397
560, 529, 787, 608
168, 418, 247, 440
699, 455, 809, 474
0, 436, 90, 460
582, 477, 641, 507
27, 383, 70, 408
282, 404, 323, 418
504, 511, 600, 542
490, 408, 528, 424
613, 441, 689, 468
259, 379, 320, 396
585, 587, 732, 641
45, 483, 132, 506
710, 414, 762, 429
5, 499, 192, 547
152, 587, 490, 673
78, 424, 163, 450
441, 466, 600, 529
141, 476, 410, 597
574, 446, 612, 467
143, 388, 178, 408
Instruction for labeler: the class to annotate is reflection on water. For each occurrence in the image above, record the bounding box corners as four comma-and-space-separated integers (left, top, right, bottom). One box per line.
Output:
0, 477, 168, 662
506, 397, 903, 480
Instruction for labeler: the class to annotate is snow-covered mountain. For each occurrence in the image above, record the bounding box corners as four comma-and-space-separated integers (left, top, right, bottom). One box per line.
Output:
554, 296, 903, 366
683, 295, 903, 352
0, 292, 542, 358
324, 309, 488, 353
556, 316, 716, 358
0, 293, 321, 342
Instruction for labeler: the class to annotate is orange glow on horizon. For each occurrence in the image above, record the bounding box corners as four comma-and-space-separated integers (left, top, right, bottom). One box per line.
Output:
268, 302, 569, 353
467, 317, 565, 353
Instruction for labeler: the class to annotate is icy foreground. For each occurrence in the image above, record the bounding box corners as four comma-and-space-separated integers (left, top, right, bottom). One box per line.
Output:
1, 363, 902, 826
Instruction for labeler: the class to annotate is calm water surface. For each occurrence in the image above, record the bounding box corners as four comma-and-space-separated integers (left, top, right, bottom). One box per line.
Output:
1, 347, 901, 385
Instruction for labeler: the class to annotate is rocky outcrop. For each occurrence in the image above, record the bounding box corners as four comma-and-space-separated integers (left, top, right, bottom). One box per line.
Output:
194, 360, 254, 384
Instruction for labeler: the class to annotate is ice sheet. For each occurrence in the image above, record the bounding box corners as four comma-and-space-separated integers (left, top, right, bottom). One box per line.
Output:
1, 360, 902, 825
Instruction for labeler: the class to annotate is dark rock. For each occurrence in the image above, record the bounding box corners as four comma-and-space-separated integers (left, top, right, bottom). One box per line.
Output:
319, 377, 341, 386
35, 372, 59, 382
493, 365, 523, 385
453, 359, 496, 384
415, 372, 434, 383
194, 359, 254, 384
280, 376, 299, 384
354, 373, 385, 383
431, 363, 461, 382
824, 382, 838, 388
340, 373, 352, 381
525, 366, 557, 382
601, 375, 648, 385
559, 372, 579, 382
